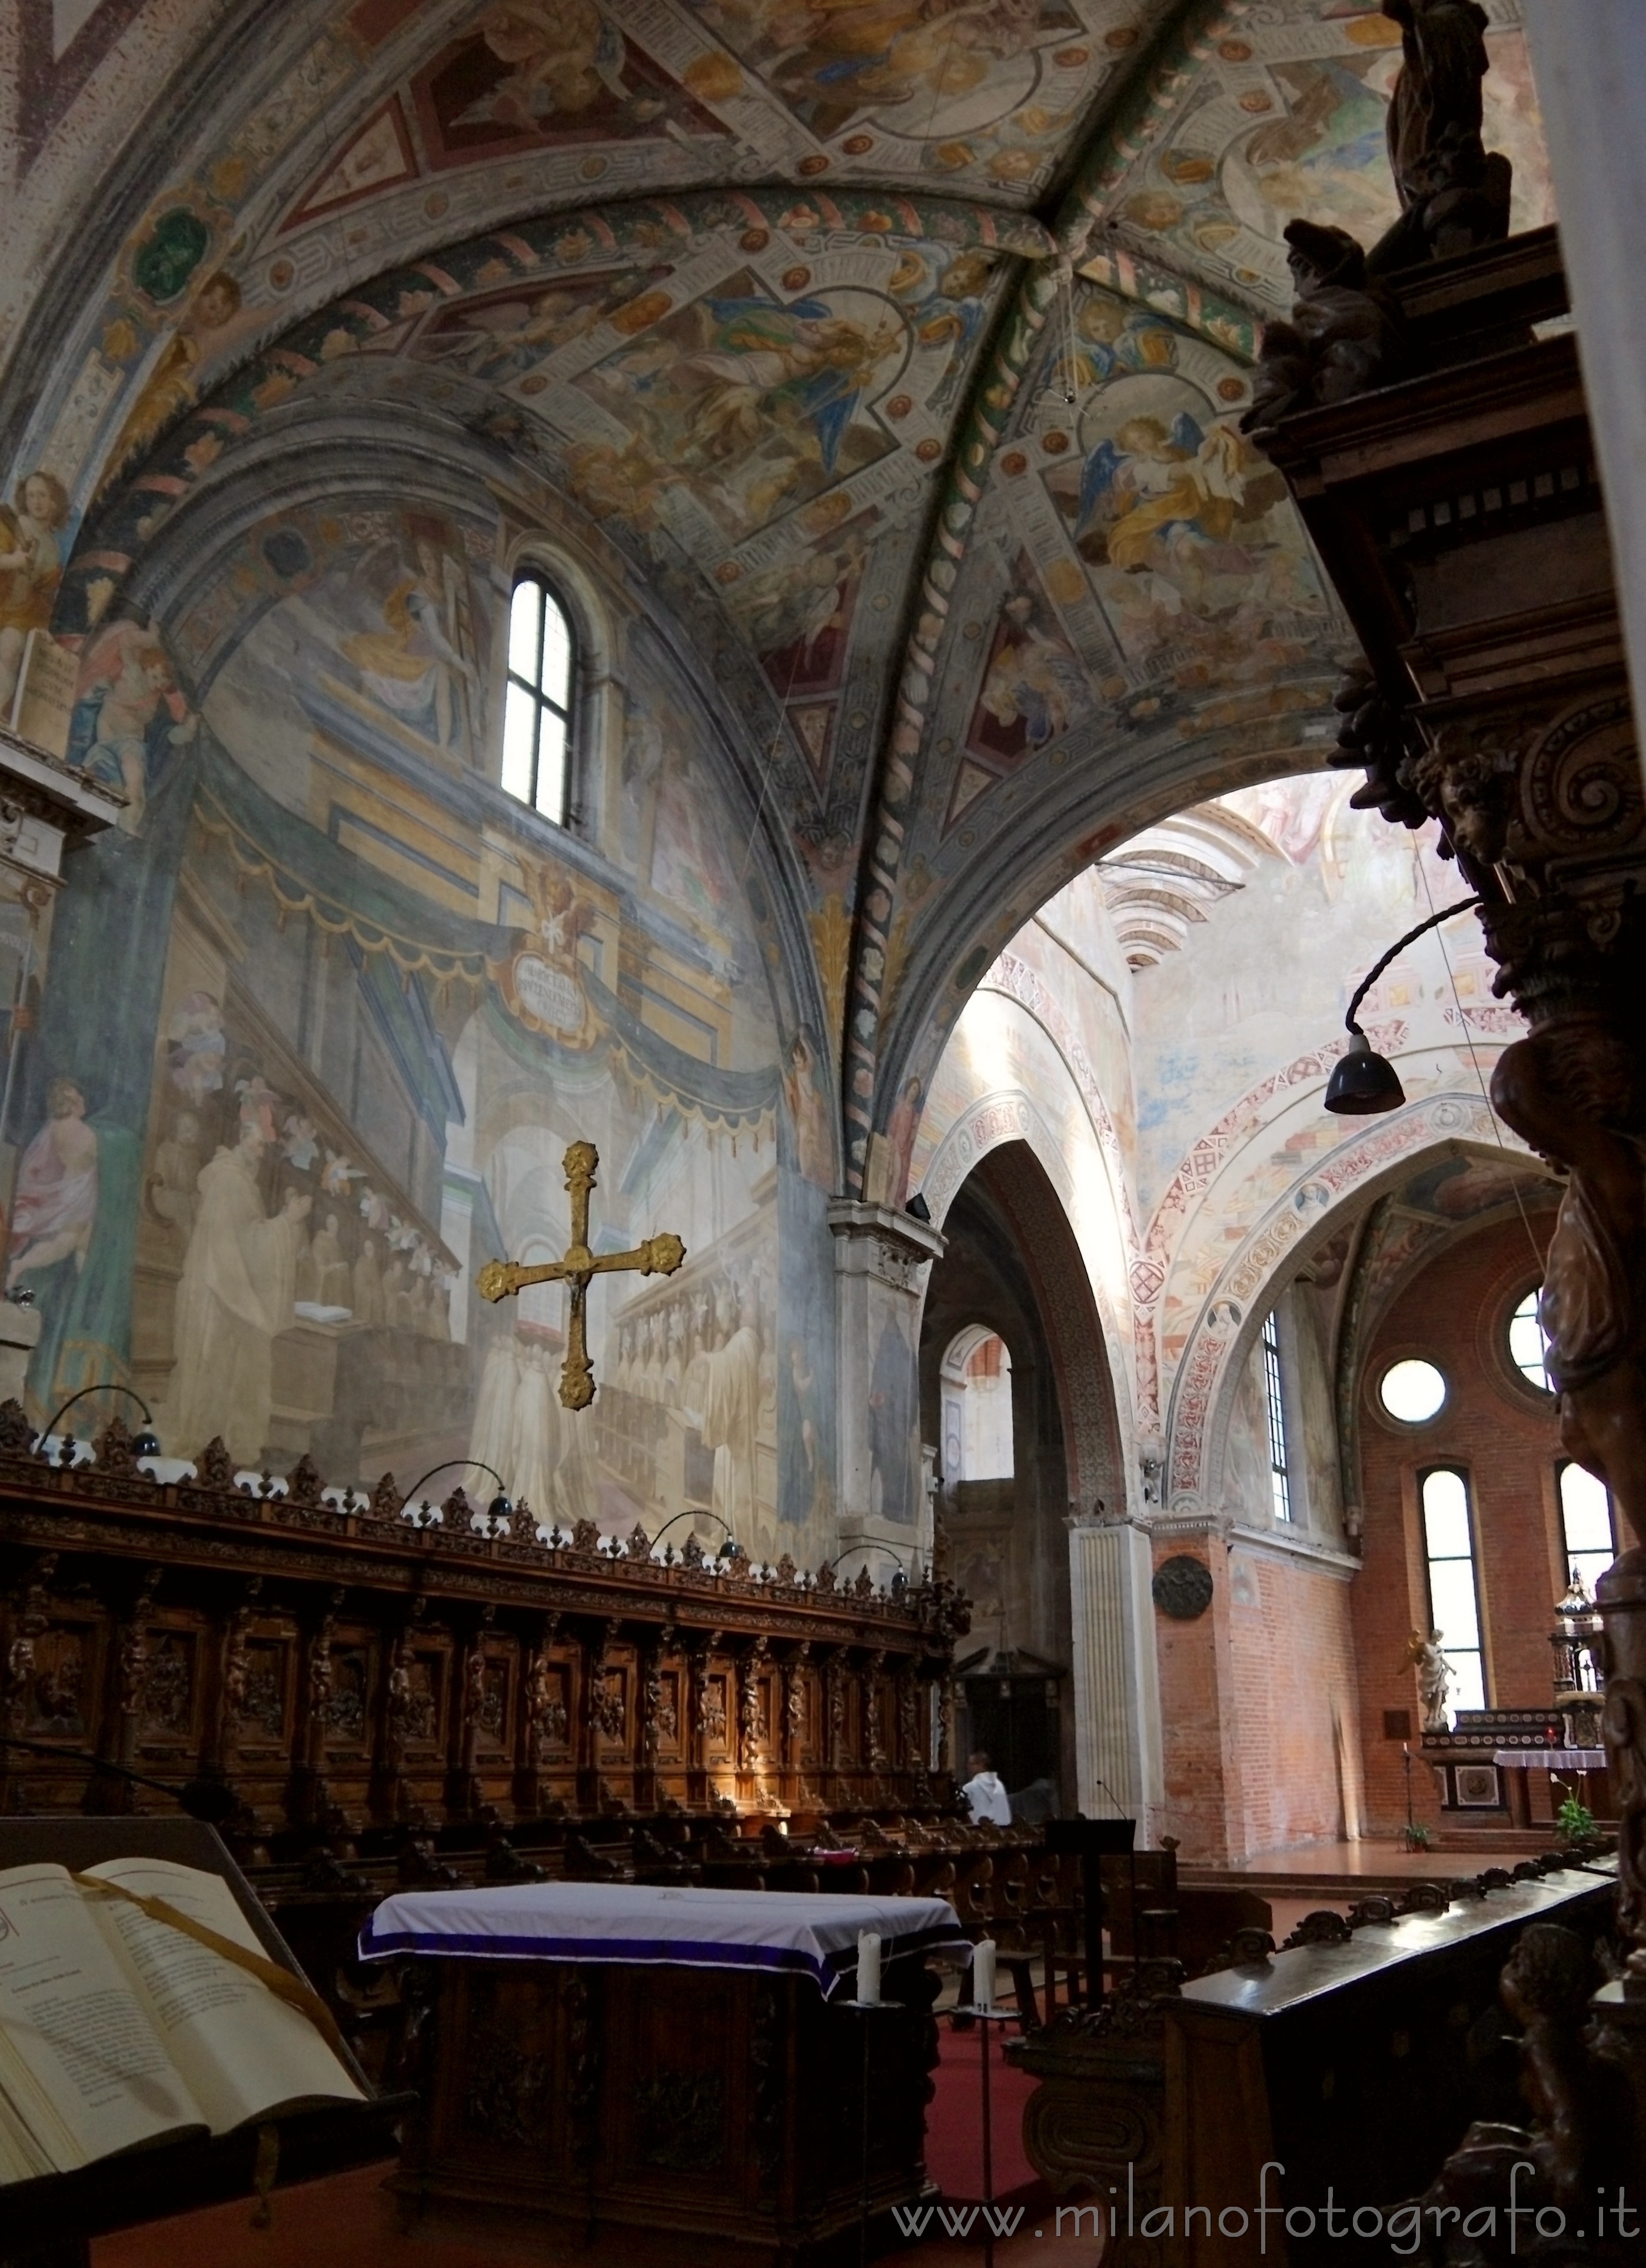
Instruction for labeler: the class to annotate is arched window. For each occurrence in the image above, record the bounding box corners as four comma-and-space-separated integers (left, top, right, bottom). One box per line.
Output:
1421, 1467, 1487, 1713
1261, 1307, 1294, 1522
503, 570, 573, 821
939, 1328, 1013, 1483
1558, 1461, 1617, 1594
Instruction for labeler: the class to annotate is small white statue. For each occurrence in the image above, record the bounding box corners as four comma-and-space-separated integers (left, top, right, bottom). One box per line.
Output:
1407, 1628, 1454, 1733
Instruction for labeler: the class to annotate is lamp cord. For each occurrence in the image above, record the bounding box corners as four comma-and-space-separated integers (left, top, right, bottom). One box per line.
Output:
1345, 895, 1482, 1033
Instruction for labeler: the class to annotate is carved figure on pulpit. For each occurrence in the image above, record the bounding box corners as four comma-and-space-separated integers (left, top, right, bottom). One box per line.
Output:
1245, 223, 1407, 433
1408, 1923, 1602, 2246
1371, 2, 1510, 273
1408, 1627, 1454, 1733
1493, 1017, 1646, 1551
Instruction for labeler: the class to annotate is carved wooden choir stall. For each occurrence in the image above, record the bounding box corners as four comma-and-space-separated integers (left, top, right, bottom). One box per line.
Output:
0, 1403, 989, 2259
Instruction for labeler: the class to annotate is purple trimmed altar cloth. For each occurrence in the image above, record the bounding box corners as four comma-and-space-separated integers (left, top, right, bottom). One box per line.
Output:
359, 1881, 967, 1996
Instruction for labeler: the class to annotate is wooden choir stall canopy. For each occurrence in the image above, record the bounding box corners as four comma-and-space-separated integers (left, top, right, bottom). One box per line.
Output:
364, 1880, 970, 2263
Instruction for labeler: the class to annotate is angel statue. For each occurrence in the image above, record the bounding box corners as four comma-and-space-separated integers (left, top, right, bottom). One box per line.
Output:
1407, 1628, 1455, 1733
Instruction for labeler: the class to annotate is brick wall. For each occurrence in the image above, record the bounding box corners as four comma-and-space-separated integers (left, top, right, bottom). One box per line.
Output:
1152, 1535, 1363, 1863
1351, 1211, 1565, 1835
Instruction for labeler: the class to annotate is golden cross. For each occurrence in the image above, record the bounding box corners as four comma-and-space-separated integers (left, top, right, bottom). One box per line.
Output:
477, 1141, 686, 1410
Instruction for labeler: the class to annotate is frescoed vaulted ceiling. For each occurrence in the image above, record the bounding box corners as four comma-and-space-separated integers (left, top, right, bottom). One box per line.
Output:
1, 0, 1555, 1191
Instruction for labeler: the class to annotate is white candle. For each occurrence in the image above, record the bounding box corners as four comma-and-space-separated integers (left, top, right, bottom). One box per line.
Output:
857, 1929, 882, 2006
972, 1938, 996, 2012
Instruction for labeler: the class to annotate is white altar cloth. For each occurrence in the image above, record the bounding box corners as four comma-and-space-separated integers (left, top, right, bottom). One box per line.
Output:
359, 1883, 967, 1997
1492, 1749, 1607, 1771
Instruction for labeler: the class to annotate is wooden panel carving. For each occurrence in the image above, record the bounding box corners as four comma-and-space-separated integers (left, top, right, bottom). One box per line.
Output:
0, 1410, 966, 1839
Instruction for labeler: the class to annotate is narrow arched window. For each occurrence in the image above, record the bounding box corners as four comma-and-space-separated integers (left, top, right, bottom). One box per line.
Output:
503, 570, 573, 821
1421, 1467, 1487, 1712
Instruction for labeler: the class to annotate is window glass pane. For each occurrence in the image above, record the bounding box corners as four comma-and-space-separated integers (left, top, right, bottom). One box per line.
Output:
1428, 1560, 1481, 1649
534, 714, 566, 821
501, 681, 537, 801
1448, 1652, 1487, 1715
540, 594, 571, 708
1422, 1468, 1471, 1558
1509, 1291, 1551, 1390
1569, 1551, 1614, 1596
1261, 1311, 1292, 1521
1559, 1463, 1615, 1556
509, 579, 543, 684
1381, 1359, 1446, 1422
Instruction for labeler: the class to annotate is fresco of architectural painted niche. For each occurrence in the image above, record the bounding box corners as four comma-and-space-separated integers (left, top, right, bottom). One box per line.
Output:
680, 0, 1173, 195
1102, 6, 1554, 309
6, 499, 838, 1567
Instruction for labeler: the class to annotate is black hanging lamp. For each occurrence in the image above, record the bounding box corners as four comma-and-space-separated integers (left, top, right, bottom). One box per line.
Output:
1325, 895, 1482, 1116
39, 1383, 162, 1462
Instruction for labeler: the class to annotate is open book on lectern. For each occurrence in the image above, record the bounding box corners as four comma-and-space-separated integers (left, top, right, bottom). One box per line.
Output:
0, 1856, 362, 2184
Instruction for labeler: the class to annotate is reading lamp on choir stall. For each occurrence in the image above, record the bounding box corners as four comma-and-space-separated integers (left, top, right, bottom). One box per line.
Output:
38, 1383, 162, 1463
397, 1459, 513, 1527
1324, 895, 1482, 1116
651, 1508, 741, 1563
0, 1734, 238, 1824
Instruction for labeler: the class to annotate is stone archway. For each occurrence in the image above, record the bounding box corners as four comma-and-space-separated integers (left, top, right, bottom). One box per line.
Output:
919, 1139, 1145, 1815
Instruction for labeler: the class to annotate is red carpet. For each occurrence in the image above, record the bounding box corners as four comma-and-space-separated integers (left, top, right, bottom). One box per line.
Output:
922, 2019, 1039, 2204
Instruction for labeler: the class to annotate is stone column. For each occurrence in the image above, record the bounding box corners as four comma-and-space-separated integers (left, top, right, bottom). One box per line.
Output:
827, 1200, 944, 1576
1523, 1, 1646, 747
1068, 1518, 1164, 1834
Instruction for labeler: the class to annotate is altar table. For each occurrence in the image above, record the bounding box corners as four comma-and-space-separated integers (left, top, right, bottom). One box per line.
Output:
364, 1884, 968, 2264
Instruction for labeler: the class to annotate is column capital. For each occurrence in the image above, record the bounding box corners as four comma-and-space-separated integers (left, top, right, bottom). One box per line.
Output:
827, 1200, 945, 1288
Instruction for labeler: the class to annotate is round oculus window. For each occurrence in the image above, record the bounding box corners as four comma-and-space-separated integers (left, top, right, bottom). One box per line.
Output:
1508, 1288, 1553, 1393
1379, 1358, 1447, 1424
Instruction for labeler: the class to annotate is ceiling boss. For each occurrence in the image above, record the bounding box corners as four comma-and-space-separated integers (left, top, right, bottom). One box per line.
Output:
477, 1141, 686, 1411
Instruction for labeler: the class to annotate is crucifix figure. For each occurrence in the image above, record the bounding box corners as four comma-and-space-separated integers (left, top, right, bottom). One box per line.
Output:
477, 1141, 686, 1410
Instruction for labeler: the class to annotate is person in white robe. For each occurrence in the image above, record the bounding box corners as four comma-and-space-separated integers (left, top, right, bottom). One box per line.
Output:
510, 1340, 560, 1529
469, 1334, 521, 1500
167, 1127, 310, 1464
688, 1285, 760, 1544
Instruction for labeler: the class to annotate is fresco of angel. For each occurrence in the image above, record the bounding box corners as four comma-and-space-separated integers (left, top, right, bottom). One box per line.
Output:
974, 590, 1086, 757
1075, 409, 1254, 568
1051, 293, 1180, 400
692, 0, 1059, 144
66, 618, 197, 832
890, 248, 993, 410
414, 268, 672, 383
334, 517, 484, 756
586, 279, 902, 533
730, 519, 871, 691
0, 470, 71, 717
456, 1, 625, 127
